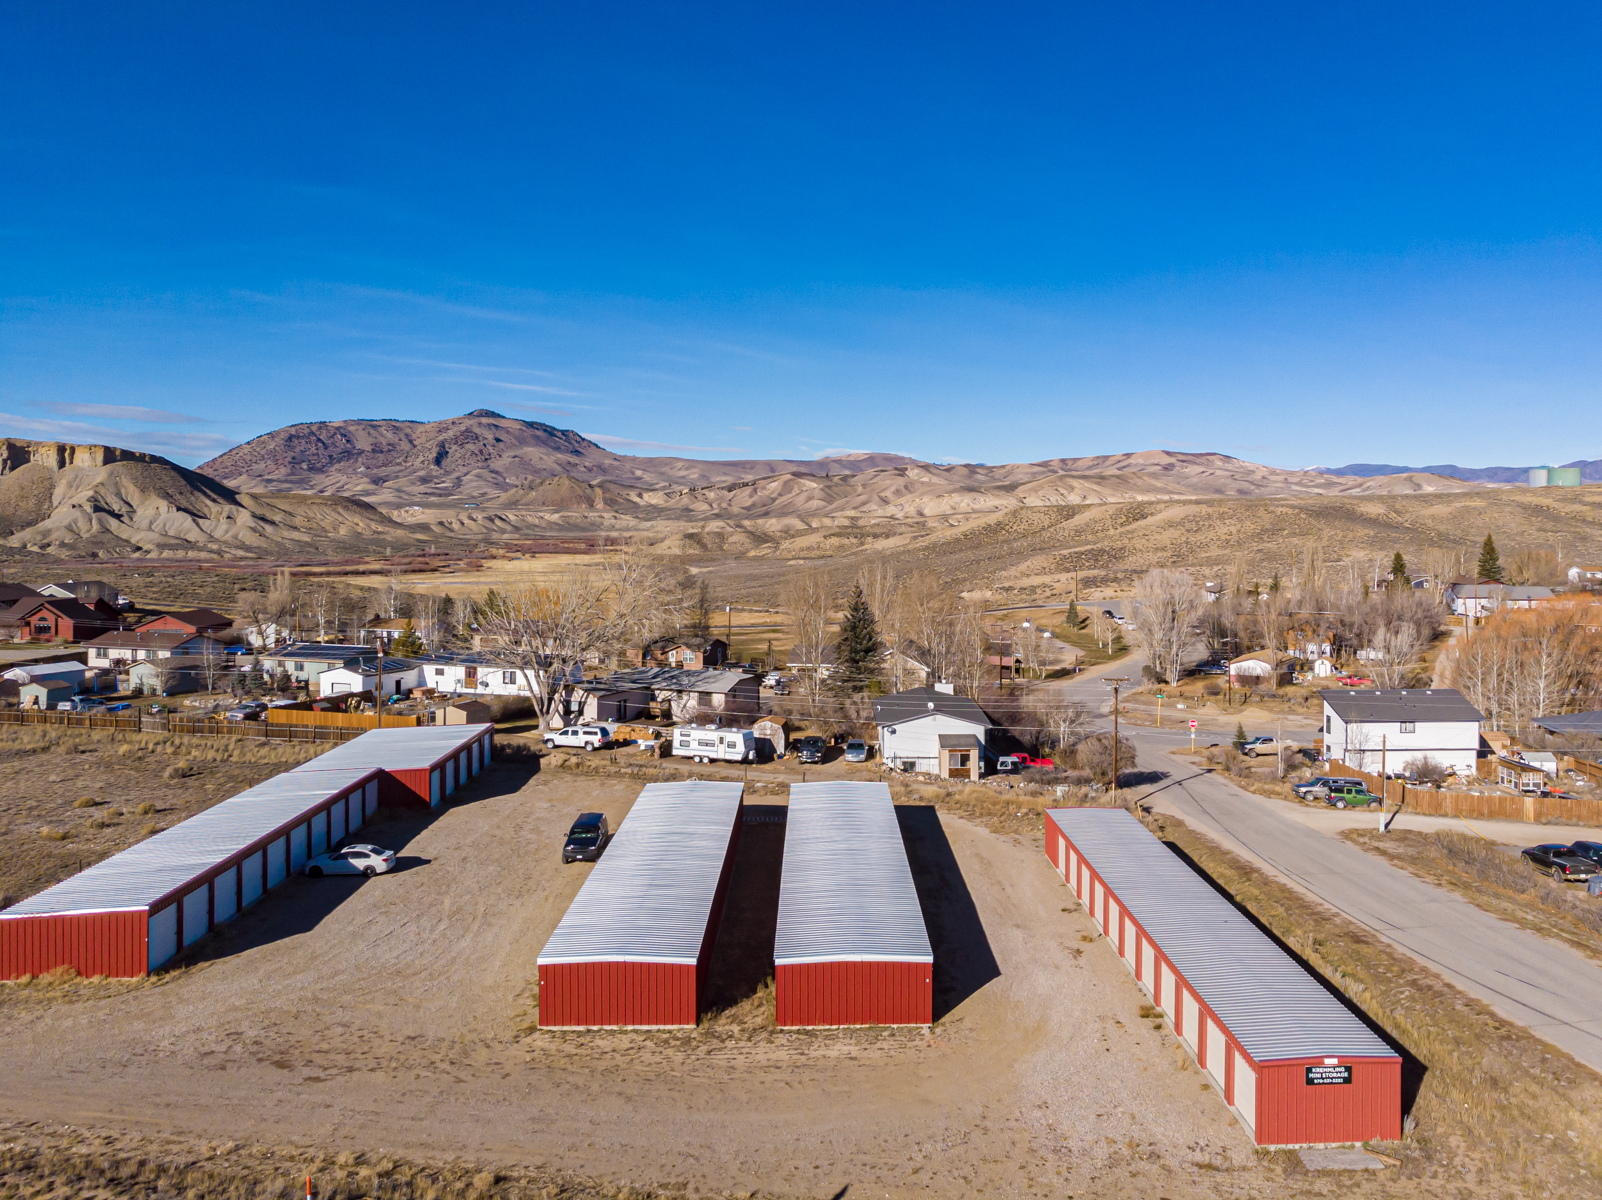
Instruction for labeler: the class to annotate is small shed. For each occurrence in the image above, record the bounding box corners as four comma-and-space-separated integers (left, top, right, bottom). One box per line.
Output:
444, 700, 493, 725
1310, 657, 1337, 678
938, 733, 981, 780
774, 782, 932, 1027
18, 678, 72, 709
753, 716, 787, 758
1229, 650, 1293, 689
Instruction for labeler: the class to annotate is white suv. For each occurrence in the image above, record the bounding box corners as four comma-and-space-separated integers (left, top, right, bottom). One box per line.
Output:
544, 724, 614, 752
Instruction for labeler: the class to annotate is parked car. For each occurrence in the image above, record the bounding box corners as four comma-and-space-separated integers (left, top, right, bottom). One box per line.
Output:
1521, 843, 1597, 882
102, 701, 131, 713
1335, 675, 1375, 687
1292, 776, 1364, 799
844, 740, 870, 763
1016, 754, 1055, 769
305, 844, 395, 878
1323, 784, 1381, 808
1564, 840, 1602, 869
544, 724, 614, 752
1240, 736, 1279, 757
562, 812, 611, 863
995, 755, 1021, 773
771, 682, 790, 695
225, 706, 263, 722
57, 698, 106, 713
794, 736, 826, 764
1195, 662, 1228, 676
763, 672, 784, 687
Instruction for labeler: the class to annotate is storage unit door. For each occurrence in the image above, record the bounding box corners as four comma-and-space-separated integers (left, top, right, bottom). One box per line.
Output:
445, 760, 455, 795
181, 888, 209, 947
290, 825, 309, 871
366, 780, 379, 816
1232, 1049, 1257, 1134
213, 867, 238, 924
347, 792, 363, 833
330, 798, 346, 843
267, 837, 288, 886
1088, 879, 1103, 931
149, 904, 178, 970
483, 733, 492, 763
311, 811, 329, 855
1141, 940, 1156, 991
1180, 987, 1199, 1051
1203, 1017, 1226, 1089
242, 851, 265, 906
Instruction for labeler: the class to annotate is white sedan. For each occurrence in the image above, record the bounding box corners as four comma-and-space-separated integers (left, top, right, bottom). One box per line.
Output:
305, 844, 395, 878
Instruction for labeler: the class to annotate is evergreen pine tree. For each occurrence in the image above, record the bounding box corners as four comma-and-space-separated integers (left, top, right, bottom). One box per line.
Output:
1233, 721, 1247, 747
1391, 551, 1407, 588
833, 584, 882, 694
392, 619, 425, 657
1066, 600, 1080, 629
1477, 534, 1503, 582
1269, 572, 1281, 593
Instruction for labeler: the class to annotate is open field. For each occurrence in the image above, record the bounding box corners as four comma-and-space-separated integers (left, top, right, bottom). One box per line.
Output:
0, 727, 327, 908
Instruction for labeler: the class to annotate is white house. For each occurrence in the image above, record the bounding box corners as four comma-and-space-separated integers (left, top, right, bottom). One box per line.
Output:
2, 659, 91, 689
1445, 583, 1502, 619
1319, 688, 1482, 777
83, 629, 225, 669
1229, 650, 1294, 689
317, 657, 426, 699
258, 644, 374, 687
872, 684, 997, 778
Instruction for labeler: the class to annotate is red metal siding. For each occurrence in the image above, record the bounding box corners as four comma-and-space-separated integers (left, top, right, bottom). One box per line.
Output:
1256, 1059, 1402, 1146
537, 961, 698, 1026
774, 961, 932, 1026
0, 911, 147, 979
385, 767, 433, 806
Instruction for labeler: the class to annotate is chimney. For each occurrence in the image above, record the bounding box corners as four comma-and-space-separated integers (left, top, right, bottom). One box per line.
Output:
934, 682, 955, 695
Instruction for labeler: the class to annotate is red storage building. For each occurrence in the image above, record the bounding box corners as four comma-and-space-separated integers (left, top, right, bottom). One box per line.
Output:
294, 723, 493, 806
774, 781, 932, 1027
537, 780, 744, 1027
0, 766, 382, 978
1045, 807, 1402, 1146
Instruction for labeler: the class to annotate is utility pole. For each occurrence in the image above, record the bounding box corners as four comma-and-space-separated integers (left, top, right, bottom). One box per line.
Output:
1106, 676, 1130, 805
1380, 733, 1388, 832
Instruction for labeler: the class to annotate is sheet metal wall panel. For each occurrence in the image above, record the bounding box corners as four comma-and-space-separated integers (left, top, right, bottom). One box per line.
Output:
149, 904, 177, 971
1257, 1060, 1401, 1146
213, 867, 238, 924
774, 962, 932, 1027
290, 825, 308, 871
1233, 1049, 1258, 1132
0, 911, 146, 978
181, 888, 209, 947
242, 853, 264, 906
537, 961, 697, 1027
267, 838, 287, 887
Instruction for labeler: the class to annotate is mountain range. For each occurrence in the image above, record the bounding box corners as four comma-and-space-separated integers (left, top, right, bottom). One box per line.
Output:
1313, 460, 1602, 483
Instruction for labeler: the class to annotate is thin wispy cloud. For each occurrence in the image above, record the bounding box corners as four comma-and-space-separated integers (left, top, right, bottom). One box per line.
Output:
0, 413, 236, 459
582, 433, 749, 453
36, 401, 207, 425
498, 401, 575, 419
474, 380, 592, 398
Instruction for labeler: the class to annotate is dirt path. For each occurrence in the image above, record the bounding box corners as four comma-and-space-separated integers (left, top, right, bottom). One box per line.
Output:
0, 763, 1275, 1198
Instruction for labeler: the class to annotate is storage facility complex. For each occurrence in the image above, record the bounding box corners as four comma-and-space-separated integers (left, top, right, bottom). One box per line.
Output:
537, 780, 744, 1027
297, 724, 494, 807
1044, 807, 1401, 1147
774, 782, 932, 1027
0, 723, 493, 980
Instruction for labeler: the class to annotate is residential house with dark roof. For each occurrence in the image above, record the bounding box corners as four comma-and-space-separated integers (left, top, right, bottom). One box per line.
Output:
872, 685, 998, 779
0, 597, 124, 642
640, 635, 728, 669
1319, 688, 1483, 777
601, 666, 759, 723
135, 608, 234, 636
83, 629, 225, 669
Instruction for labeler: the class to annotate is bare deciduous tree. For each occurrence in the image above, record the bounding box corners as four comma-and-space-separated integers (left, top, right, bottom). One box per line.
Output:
782, 567, 835, 712
1131, 569, 1205, 685
1041, 699, 1097, 753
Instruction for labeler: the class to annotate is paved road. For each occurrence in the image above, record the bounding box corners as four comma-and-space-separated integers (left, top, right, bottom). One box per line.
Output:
1032, 653, 1602, 1073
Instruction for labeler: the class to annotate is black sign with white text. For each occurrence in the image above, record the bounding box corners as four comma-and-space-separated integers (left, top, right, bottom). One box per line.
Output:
1305, 1064, 1353, 1086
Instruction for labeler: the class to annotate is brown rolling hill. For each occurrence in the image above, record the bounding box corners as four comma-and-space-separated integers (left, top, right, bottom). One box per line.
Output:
0, 440, 421, 558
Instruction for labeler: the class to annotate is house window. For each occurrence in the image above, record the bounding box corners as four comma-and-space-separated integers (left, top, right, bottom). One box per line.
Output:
951, 751, 970, 768
294, 662, 305, 672
502, 671, 515, 684
1324, 716, 1331, 735
434, 668, 445, 677
1400, 722, 1416, 734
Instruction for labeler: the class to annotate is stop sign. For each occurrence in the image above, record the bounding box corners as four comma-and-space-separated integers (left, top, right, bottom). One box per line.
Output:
1189, 719, 1198, 729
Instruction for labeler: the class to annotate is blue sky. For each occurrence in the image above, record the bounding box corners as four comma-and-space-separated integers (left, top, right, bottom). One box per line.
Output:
2, 3, 1600, 469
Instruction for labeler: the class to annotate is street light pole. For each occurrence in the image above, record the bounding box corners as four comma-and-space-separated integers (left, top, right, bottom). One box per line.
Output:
1106, 676, 1130, 805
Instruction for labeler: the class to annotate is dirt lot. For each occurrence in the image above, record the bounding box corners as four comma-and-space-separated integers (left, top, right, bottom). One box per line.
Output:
0, 755, 1304, 1200
0, 727, 327, 908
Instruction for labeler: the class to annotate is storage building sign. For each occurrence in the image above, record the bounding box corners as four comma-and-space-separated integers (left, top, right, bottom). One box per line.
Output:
1306, 1064, 1353, 1085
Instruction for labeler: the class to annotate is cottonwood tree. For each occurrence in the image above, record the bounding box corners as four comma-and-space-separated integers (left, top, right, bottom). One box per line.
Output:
1131, 569, 1205, 685
475, 556, 674, 728
781, 567, 835, 711
1041, 699, 1097, 753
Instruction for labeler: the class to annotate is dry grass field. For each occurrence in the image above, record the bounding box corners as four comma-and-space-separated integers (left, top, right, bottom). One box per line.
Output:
0, 727, 327, 909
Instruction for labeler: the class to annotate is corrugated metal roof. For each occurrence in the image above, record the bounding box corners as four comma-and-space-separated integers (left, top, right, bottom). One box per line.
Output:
537, 780, 744, 966
2, 767, 381, 917
1048, 807, 1395, 1064
293, 723, 492, 772
774, 782, 932, 966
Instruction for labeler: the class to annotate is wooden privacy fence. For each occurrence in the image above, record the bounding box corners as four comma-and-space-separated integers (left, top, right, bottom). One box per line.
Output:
264, 708, 421, 730
1327, 759, 1602, 825
0, 708, 368, 744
